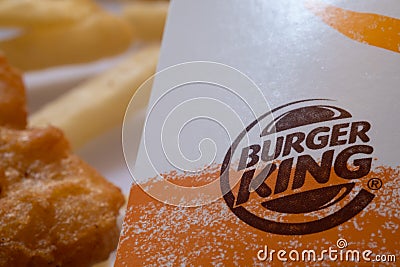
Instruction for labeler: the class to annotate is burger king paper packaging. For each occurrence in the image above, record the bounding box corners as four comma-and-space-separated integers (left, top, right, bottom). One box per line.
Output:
116, 0, 399, 265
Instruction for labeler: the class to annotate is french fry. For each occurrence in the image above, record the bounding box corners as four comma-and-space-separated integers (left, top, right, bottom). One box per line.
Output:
0, 0, 97, 27
29, 44, 160, 149
122, 1, 169, 41
0, 0, 134, 71
0, 12, 133, 71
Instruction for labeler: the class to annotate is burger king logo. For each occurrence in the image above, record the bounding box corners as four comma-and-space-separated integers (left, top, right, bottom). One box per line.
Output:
220, 99, 377, 235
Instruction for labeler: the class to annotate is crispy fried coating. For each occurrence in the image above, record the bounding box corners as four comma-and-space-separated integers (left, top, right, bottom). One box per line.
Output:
0, 56, 124, 266
0, 55, 26, 129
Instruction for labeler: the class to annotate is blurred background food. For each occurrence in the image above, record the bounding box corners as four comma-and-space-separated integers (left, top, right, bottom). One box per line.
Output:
0, 0, 168, 71
0, 0, 169, 266
0, 0, 132, 71
0, 0, 169, 147
30, 44, 160, 149
122, 1, 168, 41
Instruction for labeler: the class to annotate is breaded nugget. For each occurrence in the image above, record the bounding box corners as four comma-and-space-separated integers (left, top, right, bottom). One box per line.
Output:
0, 56, 124, 266
0, 55, 26, 129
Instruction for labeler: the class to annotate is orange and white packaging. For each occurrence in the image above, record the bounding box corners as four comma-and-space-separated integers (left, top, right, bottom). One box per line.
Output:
116, 0, 399, 266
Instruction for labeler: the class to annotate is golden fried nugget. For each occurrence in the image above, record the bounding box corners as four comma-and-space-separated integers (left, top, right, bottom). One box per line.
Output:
0, 55, 26, 129
0, 57, 124, 266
